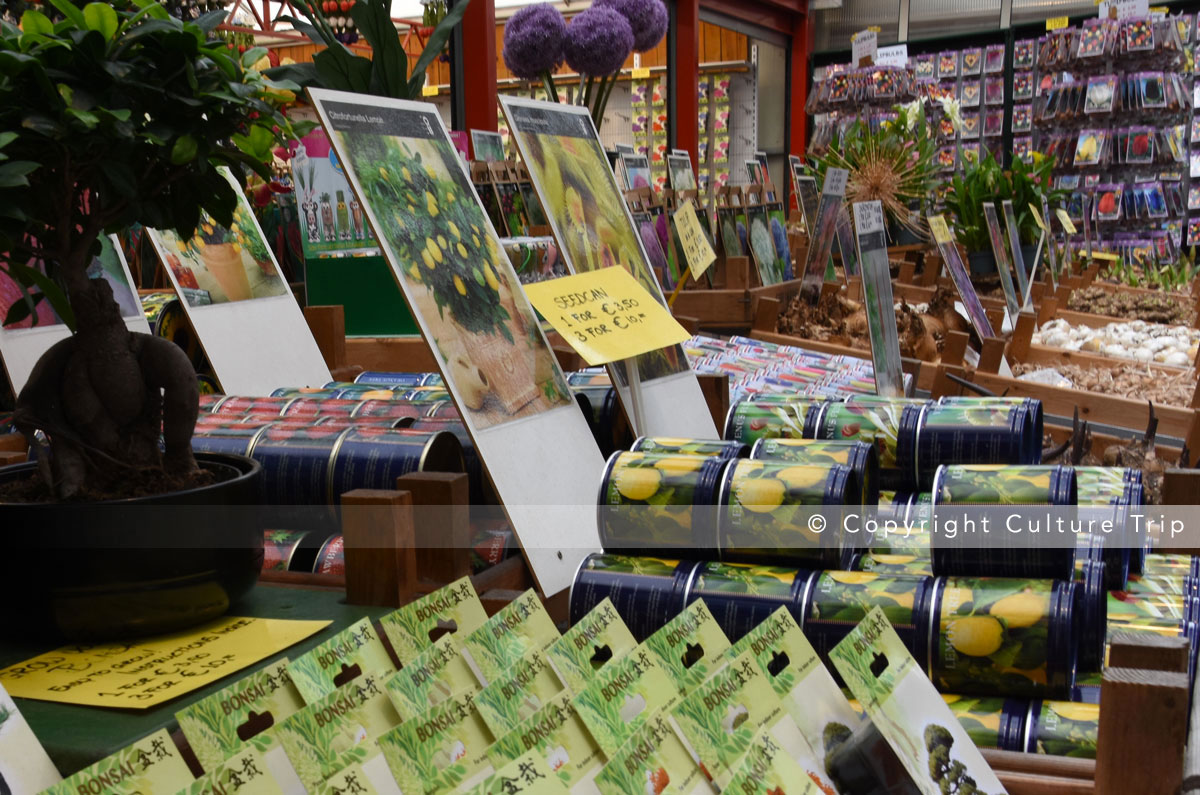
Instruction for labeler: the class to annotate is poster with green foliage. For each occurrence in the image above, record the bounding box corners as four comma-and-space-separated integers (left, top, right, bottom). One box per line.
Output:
175, 659, 305, 773
42, 729, 191, 795
286, 618, 395, 704
830, 607, 1007, 795
463, 590, 560, 685
178, 745, 283, 795
378, 690, 495, 793
475, 649, 566, 737
595, 713, 707, 794
378, 577, 488, 665
571, 648, 682, 758
545, 598, 637, 694
487, 690, 606, 790
640, 599, 731, 695
383, 633, 480, 721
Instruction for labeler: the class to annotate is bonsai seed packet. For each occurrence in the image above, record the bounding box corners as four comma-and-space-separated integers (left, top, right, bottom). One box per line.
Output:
723, 727, 821, 795
641, 599, 731, 695
176, 659, 306, 775
41, 729, 191, 795
545, 598, 637, 694
177, 745, 284, 795
465, 749, 566, 794
829, 607, 1007, 795
668, 650, 816, 791
488, 690, 606, 791
0, 682, 59, 793
308, 759, 398, 795
724, 606, 864, 765
475, 649, 567, 737
383, 634, 480, 721
275, 670, 402, 792
379, 577, 488, 665
595, 713, 709, 795
463, 590, 560, 685
572, 647, 683, 757
287, 618, 396, 704
378, 690, 495, 793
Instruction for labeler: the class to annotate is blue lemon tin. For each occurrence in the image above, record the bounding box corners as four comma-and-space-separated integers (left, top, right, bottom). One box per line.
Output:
938, 396, 1044, 466
408, 418, 493, 504
1075, 560, 1107, 673
682, 561, 811, 643
722, 399, 828, 446
1023, 699, 1100, 758
909, 403, 1033, 492
568, 554, 700, 642
751, 438, 881, 507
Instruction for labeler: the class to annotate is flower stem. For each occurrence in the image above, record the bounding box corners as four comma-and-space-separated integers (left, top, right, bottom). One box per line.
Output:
541, 70, 559, 104
594, 72, 617, 130
582, 74, 594, 109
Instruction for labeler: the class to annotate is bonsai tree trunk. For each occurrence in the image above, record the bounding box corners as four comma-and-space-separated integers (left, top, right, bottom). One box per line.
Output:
13, 253, 200, 499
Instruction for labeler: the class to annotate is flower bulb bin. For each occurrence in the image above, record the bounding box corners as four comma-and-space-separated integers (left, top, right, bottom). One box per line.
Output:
0, 453, 264, 641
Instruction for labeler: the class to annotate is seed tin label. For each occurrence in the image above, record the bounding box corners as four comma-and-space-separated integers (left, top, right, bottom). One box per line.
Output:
941, 694, 1006, 750
721, 461, 843, 567
379, 577, 488, 665
727, 402, 823, 445
600, 452, 714, 550
817, 403, 904, 467
1032, 701, 1099, 758
569, 555, 689, 642
688, 561, 799, 642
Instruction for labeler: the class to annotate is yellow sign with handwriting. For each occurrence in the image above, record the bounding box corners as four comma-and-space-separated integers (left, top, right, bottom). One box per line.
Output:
1092, 251, 1120, 261
0, 616, 330, 709
673, 200, 717, 281
1030, 202, 1048, 231
1046, 15, 1068, 29
632, 67, 651, 79
928, 215, 952, 244
523, 267, 691, 366
1055, 208, 1078, 235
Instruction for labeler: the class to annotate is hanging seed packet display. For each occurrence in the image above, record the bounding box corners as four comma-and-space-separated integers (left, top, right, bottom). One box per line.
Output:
379, 576, 488, 665
800, 168, 849, 301
852, 200, 903, 397
830, 608, 1008, 795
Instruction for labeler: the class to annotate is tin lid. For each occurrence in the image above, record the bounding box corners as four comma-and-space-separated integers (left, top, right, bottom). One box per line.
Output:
1049, 465, 1078, 506
923, 577, 946, 680
566, 552, 600, 625
1076, 560, 1108, 673
693, 458, 733, 553
999, 698, 1030, 752
675, 560, 704, 613
908, 576, 937, 668
897, 403, 926, 490
595, 451, 626, 552
792, 569, 821, 632
848, 441, 882, 506
1048, 580, 1079, 698
803, 400, 831, 439
722, 401, 746, 441
1025, 399, 1045, 464
1023, 701, 1041, 753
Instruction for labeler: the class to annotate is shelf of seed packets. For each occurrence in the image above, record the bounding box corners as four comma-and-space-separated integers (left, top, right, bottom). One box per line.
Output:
1032, 10, 1193, 265
806, 62, 924, 157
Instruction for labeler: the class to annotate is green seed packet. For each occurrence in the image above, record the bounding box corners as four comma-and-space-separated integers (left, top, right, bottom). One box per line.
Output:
475, 649, 566, 737
641, 599, 731, 695
724, 727, 822, 795
545, 598, 637, 694
41, 728, 192, 795
465, 749, 567, 794
175, 659, 306, 773
307, 760, 385, 794
287, 618, 396, 704
724, 606, 864, 766
595, 712, 708, 794
378, 689, 495, 794
668, 650, 816, 791
463, 589, 560, 685
571, 647, 683, 758
176, 745, 283, 795
487, 690, 606, 791
829, 607, 1006, 795
383, 634, 480, 721
379, 577, 488, 665
276, 669, 402, 791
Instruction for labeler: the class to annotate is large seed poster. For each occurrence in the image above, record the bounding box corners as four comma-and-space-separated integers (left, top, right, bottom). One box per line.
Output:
308, 89, 604, 595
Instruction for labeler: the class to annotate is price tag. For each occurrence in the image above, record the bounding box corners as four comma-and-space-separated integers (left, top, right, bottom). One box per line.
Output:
522, 267, 691, 366
422, 84, 438, 97
632, 66, 651, 79
1029, 202, 1048, 231
876, 44, 909, 67
822, 167, 849, 197
1092, 251, 1120, 260
1046, 15, 1069, 29
1117, 0, 1148, 18
1055, 208, 1078, 235
928, 215, 952, 244
853, 200, 885, 236
852, 28, 878, 65
673, 200, 717, 280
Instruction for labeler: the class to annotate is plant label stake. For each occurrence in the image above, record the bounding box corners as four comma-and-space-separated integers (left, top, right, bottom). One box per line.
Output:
835, 205, 860, 278
927, 214, 995, 339
853, 201, 904, 397
1024, 231, 1046, 308
794, 173, 820, 238
1038, 198, 1060, 289
1001, 200, 1030, 304
983, 202, 1021, 327
1083, 192, 1094, 266
800, 167, 849, 302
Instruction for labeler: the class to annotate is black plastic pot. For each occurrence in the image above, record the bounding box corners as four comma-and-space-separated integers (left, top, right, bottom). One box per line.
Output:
967, 250, 996, 275
0, 452, 264, 640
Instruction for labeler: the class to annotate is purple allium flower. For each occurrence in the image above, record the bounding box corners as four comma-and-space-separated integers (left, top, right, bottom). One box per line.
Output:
594, 0, 668, 52
502, 3, 567, 79
564, 6, 633, 77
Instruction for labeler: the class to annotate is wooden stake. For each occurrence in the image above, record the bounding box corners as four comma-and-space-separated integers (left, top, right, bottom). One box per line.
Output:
942, 331, 970, 368
341, 489, 416, 607
1011, 311, 1036, 362
1037, 296, 1059, 326
1095, 667, 1189, 795
978, 337, 1006, 374
1107, 631, 1190, 673
397, 472, 472, 589
753, 296, 783, 332
304, 305, 348, 372
697, 373, 730, 435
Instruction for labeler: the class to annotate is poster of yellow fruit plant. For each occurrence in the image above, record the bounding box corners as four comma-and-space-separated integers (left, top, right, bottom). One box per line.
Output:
310, 95, 572, 431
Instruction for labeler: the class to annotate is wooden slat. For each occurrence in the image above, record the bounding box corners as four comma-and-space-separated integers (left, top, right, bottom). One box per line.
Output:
1096, 668, 1190, 795
397, 472, 472, 589
981, 749, 1094, 780
305, 305, 348, 372
346, 337, 440, 372
341, 489, 415, 608
996, 772, 1094, 795
1107, 631, 1190, 673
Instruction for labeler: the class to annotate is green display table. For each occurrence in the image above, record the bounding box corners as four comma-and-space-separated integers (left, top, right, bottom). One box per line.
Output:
305, 255, 418, 336
0, 584, 390, 778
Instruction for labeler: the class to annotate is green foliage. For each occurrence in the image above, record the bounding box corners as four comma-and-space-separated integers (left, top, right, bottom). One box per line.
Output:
943, 148, 1064, 253
0, 0, 303, 326
274, 0, 471, 99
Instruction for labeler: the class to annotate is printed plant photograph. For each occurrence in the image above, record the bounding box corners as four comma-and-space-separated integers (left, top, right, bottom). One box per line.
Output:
320, 101, 573, 431
149, 170, 289, 308
471, 130, 506, 163
668, 153, 697, 191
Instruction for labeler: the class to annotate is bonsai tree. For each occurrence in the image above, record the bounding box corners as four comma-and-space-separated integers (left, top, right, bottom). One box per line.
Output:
0, 0, 301, 498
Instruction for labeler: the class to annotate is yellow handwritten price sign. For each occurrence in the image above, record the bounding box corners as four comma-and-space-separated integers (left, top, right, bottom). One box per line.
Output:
928, 215, 952, 244
1030, 202, 1048, 231
632, 66, 651, 79
0, 616, 329, 708
1092, 251, 1120, 261
523, 267, 691, 366
673, 200, 717, 280
1046, 15, 1069, 29
422, 84, 439, 97
1055, 208, 1078, 235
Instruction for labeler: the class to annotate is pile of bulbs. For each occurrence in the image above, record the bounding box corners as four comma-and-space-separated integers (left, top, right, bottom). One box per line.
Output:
1034, 318, 1198, 367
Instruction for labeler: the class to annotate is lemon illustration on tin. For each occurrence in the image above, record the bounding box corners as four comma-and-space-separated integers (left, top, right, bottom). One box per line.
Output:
941, 586, 974, 611
735, 477, 785, 513
872, 554, 916, 565
827, 571, 878, 585
1049, 702, 1099, 722
776, 466, 826, 489
946, 616, 1004, 657
615, 467, 661, 501
653, 456, 704, 476
990, 591, 1048, 628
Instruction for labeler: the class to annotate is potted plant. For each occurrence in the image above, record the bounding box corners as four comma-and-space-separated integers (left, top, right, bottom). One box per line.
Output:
0, 0, 302, 638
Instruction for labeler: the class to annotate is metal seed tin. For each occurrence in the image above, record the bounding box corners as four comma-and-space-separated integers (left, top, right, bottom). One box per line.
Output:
313, 534, 345, 576
815, 401, 912, 491
1075, 560, 1107, 673
911, 404, 1034, 491
246, 423, 350, 506
199, 394, 228, 413
213, 396, 294, 416
568, 554, 700, 642
190, 421, 269, 456
750, 439, 880, 507
1142, 554, 1200, 577
717, 460, 852, 570
803, 570, 937, 669
722, 399, 828, 445
930, 576, 1077, 699
282, 397, 363, 417
938, 396, 1044, 464
843, 396, 932, 408
1075, 467, 1138, 590
632, 437, 749, 459
941, 694, 1029, 752
270, 388, 343, 399
682, 561, 811, 643
407, 418, 492, 504
855, 553, 934, 577
351, 400, 443, 420
262, 529, 316, 572
1124, 571, 1189, 596
1024, 700, 1099, 758
597, 451, 728, 558
424, 402, 460, 419
355, 371, 434, 386
327, 427, 464, 504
